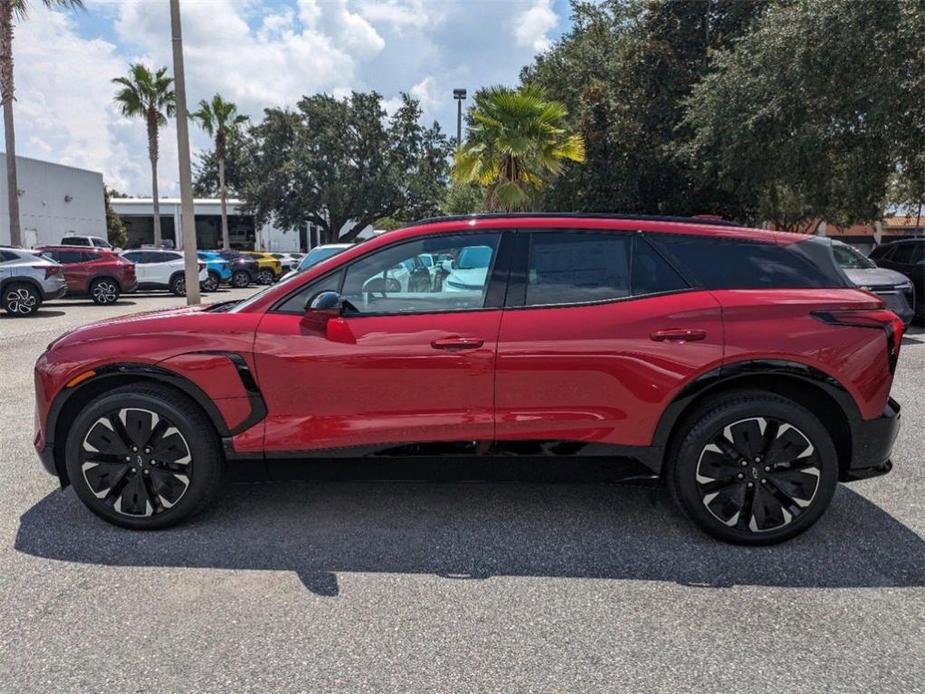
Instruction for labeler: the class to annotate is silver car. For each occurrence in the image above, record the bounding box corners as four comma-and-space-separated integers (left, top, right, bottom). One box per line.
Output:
831, 240, 915, 324
0, 247, 67, 316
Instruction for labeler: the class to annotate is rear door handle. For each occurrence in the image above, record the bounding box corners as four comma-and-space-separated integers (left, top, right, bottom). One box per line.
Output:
431, 336, 485, 350
650, 328, 707, 342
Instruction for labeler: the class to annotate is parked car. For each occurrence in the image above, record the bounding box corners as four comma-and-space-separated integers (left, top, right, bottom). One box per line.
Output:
120, 249, 207, 296
869, 238, 924, 322
279, 243, 352, 281
34, 246, 136, 305
34, 214, 905, 544
0, 247, 66, 316
240, 251, 283, 284
269, 252, 303, 272
214, 250, 258, 288
196, 251, 233, 292
59, 235, 113, 250
829, 240, 915, 324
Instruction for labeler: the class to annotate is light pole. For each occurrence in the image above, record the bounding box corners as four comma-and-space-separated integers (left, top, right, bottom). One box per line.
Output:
453, 88, 467, 147
169, 0, 200, 305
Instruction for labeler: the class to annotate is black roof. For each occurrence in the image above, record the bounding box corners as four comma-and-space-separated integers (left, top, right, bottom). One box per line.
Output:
405, 212, 740, 228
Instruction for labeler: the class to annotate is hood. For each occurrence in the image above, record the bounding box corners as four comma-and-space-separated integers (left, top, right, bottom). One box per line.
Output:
47, 304, 210, 350
842, 267, 911, 289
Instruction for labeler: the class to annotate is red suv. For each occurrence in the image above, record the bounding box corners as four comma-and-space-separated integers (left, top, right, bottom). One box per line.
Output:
35, 246, 137, 305
33, 215, 904, 543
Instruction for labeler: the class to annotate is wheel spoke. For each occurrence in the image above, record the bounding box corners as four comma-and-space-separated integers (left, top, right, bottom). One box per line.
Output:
83, 419, 130, 456
750, 485, 786, 531
764, 424, 813, 465
699, 476, 741, 494
113, 470, 154, 516
81, 461, 130, 498
735, 483, 756, 531
728, 418, 764, 461
149, 468, 190, 508
766, 469, 819, 506
121, 408, 156, 447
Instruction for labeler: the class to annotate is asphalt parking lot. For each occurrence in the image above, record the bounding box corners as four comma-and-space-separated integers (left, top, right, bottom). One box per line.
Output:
0, 289, 923, 692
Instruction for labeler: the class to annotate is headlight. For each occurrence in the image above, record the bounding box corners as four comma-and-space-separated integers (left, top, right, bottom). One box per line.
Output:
896, 281, 913, 291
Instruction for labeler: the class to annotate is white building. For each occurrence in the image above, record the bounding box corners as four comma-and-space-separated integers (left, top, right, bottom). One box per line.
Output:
0, 154, 105, 247
110, 197, 298, 251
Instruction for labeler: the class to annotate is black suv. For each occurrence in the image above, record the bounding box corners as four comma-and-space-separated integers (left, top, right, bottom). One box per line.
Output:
870, 239, 924, 321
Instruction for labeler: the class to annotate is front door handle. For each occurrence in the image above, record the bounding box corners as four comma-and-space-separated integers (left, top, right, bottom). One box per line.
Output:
650, 328, 707, 342
431, 336, 485, 351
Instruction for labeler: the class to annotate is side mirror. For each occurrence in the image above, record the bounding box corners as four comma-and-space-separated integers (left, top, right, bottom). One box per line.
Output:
302, 290, 344, 331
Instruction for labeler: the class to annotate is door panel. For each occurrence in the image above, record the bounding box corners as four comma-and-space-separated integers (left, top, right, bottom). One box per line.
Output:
494, 291, 724, 447
254, 311, 502, 453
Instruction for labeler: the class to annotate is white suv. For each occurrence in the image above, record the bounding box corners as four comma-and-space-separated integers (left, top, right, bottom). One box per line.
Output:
120, 249, 207, 296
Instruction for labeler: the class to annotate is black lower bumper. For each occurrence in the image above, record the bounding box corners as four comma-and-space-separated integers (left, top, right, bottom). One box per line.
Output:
843, 398, 901, 481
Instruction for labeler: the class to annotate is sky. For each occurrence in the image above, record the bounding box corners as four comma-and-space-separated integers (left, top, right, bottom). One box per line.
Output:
13, 0, 573, 197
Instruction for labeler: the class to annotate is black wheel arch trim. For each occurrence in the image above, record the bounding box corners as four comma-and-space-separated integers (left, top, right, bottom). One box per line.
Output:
43, 352, 267, 484
651, 359, 870, 475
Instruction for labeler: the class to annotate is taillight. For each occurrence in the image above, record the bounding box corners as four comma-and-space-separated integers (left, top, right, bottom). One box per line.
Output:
34, 265, 62, 279
812, 309, 906, 372
198, 262, 205, 271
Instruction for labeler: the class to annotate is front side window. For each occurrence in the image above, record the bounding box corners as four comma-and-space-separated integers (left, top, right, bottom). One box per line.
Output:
525, 231, 632, 306
891, 243, 922, 265
341, 233, 500, 315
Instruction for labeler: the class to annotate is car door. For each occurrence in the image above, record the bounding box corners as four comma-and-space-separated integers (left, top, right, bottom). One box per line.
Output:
253, 231, 509, 455
494, 229, 724, 452
121, 251, 148, 283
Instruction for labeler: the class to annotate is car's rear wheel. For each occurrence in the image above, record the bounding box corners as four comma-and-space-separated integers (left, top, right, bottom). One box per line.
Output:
255, 268, 274, 285
89, 278, 120, 305
2, 282, 41, 316
64, 383, 224, 529
168, 273, 186, 296
230, 269, 251, 288
666, 392, 838, 545
202, 271, 220, 292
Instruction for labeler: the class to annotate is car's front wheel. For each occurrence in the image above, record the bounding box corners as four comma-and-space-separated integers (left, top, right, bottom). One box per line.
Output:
230, 269, 251, 288
2, 282, 42, 316
89, 278, 120, 305
64, 383, 224, 529
255, 268, 274, 285
202, 271, 220, 293
666, 392, 838, 545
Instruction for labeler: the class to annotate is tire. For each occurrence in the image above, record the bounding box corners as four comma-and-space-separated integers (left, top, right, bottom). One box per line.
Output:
665, 391, 838, 545
64, 383, 224, 530
168, 273, 186, 296
231, 269, 251, 288
202, 271, 220, 293
255, 268, 274, 285
2, 282, 42, 316
89, 278, 120, 305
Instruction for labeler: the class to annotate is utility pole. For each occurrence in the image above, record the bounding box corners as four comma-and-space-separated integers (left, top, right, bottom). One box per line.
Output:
169, 0, 200, 305
453, 88, 467, 147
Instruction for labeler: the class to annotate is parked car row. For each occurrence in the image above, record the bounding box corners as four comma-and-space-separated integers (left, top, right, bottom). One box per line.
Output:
1, 242, 307, 317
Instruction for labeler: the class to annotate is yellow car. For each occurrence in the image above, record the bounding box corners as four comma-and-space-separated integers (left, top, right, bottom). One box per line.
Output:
241, 251, 283, 284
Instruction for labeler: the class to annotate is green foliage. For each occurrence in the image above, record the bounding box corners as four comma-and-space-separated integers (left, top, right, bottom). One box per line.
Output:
103, 187, 126, 248
190, 94, 248, 161
452, 85, 584, 211
523, 0, 766, 216
681, 0, 924, 230
10, 0, 84, 20
112, 64, 175, 128
441, 183, 484, 215
193, 132, 247, 197
240, 92, 452, 243
373, 217, 404, 231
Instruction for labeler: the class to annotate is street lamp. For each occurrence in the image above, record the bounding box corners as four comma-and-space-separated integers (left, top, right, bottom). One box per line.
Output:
453, 88, 467, 146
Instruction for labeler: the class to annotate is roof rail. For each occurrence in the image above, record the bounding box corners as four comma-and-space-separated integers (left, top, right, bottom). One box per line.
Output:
404, 212, 740, 228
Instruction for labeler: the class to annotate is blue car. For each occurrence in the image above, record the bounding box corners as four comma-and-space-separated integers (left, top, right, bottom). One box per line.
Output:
197, 251, 232, 291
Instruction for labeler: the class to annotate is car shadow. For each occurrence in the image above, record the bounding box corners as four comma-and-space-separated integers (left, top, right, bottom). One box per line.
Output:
15, 468, 925, 596
0, 310, 67, 319
45, 300, 138, 308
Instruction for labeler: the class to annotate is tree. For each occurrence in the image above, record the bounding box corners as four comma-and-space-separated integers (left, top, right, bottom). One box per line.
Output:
112, 64, 175, 246
522, 0, 767, 216
193, 131, 246, 198
242, 92, 452, 243
104, 186, 126, 248
190, 94, 248, 249
441, 182, 484, 215
1, 0, 83, 246
681, 0, 924, 230
451, 85, 585, 211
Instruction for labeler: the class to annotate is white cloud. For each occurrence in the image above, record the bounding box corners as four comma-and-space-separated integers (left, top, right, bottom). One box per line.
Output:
513, 0, 558, 53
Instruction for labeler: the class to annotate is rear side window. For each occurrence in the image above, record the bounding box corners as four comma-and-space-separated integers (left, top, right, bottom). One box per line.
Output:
0, 250, 17, 262
891, 243, 922, 264
61, 237, 89, 246
648, 234, 845, 289
526, 232, 632, 306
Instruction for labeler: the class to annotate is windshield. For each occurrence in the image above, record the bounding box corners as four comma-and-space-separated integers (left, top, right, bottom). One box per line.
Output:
832, 243, 876, 269
299, 246, 348, 271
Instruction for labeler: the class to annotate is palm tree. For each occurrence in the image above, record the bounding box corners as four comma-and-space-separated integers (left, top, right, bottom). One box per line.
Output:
191, 94, 247, 250
452, 85, 585, 211
112, 64, 175, 247
1, 0, 83, 247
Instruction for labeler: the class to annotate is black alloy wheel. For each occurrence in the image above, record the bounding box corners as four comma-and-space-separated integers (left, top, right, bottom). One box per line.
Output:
90, 278, 120, 305
65, 384, 223, 529
255, 268, 274, 285
2, 282, 41, 316
202, 271, 220, 292
231, 269, 251, 288
668, 392, 837, 545
169, 273, 186, 296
